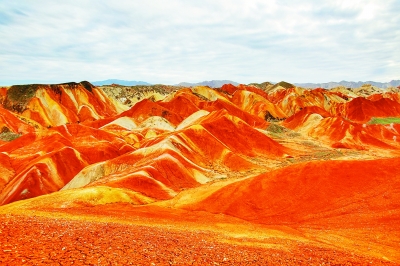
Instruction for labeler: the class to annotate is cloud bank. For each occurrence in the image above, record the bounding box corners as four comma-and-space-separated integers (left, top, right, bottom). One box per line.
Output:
0, 0, 399, 85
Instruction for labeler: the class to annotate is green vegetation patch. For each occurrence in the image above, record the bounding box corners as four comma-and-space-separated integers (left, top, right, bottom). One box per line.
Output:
0, 132, 21, 142
0, 127, 21, 142
266, 123, 288, 134
265, 122, 301, 139
301, 140, 320, 148
7, 84, 38, 103
5, 84, 40, 112
100, 84, 180, 107
367, 117, 400, 125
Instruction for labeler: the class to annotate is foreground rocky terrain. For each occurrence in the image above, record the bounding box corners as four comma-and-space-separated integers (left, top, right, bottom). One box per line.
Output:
0, 81, 400, 265
1, 214, 395, 265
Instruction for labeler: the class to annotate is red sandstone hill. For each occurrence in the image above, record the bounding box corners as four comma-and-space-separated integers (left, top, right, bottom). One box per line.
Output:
1, 81, 399, 205
1, 82, 126, 127
0, 82, 294, 204
0, 81, 400, 264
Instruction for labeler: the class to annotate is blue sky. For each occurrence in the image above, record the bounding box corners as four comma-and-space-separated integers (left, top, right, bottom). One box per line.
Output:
0, 0, 399, 85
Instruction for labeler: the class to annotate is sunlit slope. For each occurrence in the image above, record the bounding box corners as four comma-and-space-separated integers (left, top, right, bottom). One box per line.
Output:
283, 106, 400, 149
0, 106, 37, 134
0, 133, 88, 205
63, 109, 289, 201
266, 86, 349, 116
0, 124, 135, 204
331, 97, 400, 123
179, 158, 400, 225
2, 82, 126, 127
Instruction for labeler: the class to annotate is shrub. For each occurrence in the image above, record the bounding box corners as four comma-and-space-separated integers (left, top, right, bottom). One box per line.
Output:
0, 132, 21, 142
368, 117, 400, 125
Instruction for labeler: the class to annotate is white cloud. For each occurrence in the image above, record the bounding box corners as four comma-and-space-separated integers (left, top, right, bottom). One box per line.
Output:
0, 0, 399, 85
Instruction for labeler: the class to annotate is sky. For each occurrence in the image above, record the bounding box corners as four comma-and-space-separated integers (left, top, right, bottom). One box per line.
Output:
0, 0, 399, 85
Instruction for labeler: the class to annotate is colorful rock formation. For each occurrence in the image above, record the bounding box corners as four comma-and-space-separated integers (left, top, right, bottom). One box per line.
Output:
1, 81, 400, 264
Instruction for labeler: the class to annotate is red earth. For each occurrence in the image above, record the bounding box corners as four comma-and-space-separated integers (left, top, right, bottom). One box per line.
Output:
0, 213, 395, 265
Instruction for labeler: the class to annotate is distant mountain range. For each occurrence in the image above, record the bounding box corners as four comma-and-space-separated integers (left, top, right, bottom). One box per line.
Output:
90, 79, 400, 89
294, 80, 400, 89
176, 80, 239, 88
175, 79, 400, 89
90, 79, 240, 88
92, 79, 151, 86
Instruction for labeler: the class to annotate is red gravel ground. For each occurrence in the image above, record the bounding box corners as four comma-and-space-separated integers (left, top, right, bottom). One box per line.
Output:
0, 214, 395, 266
